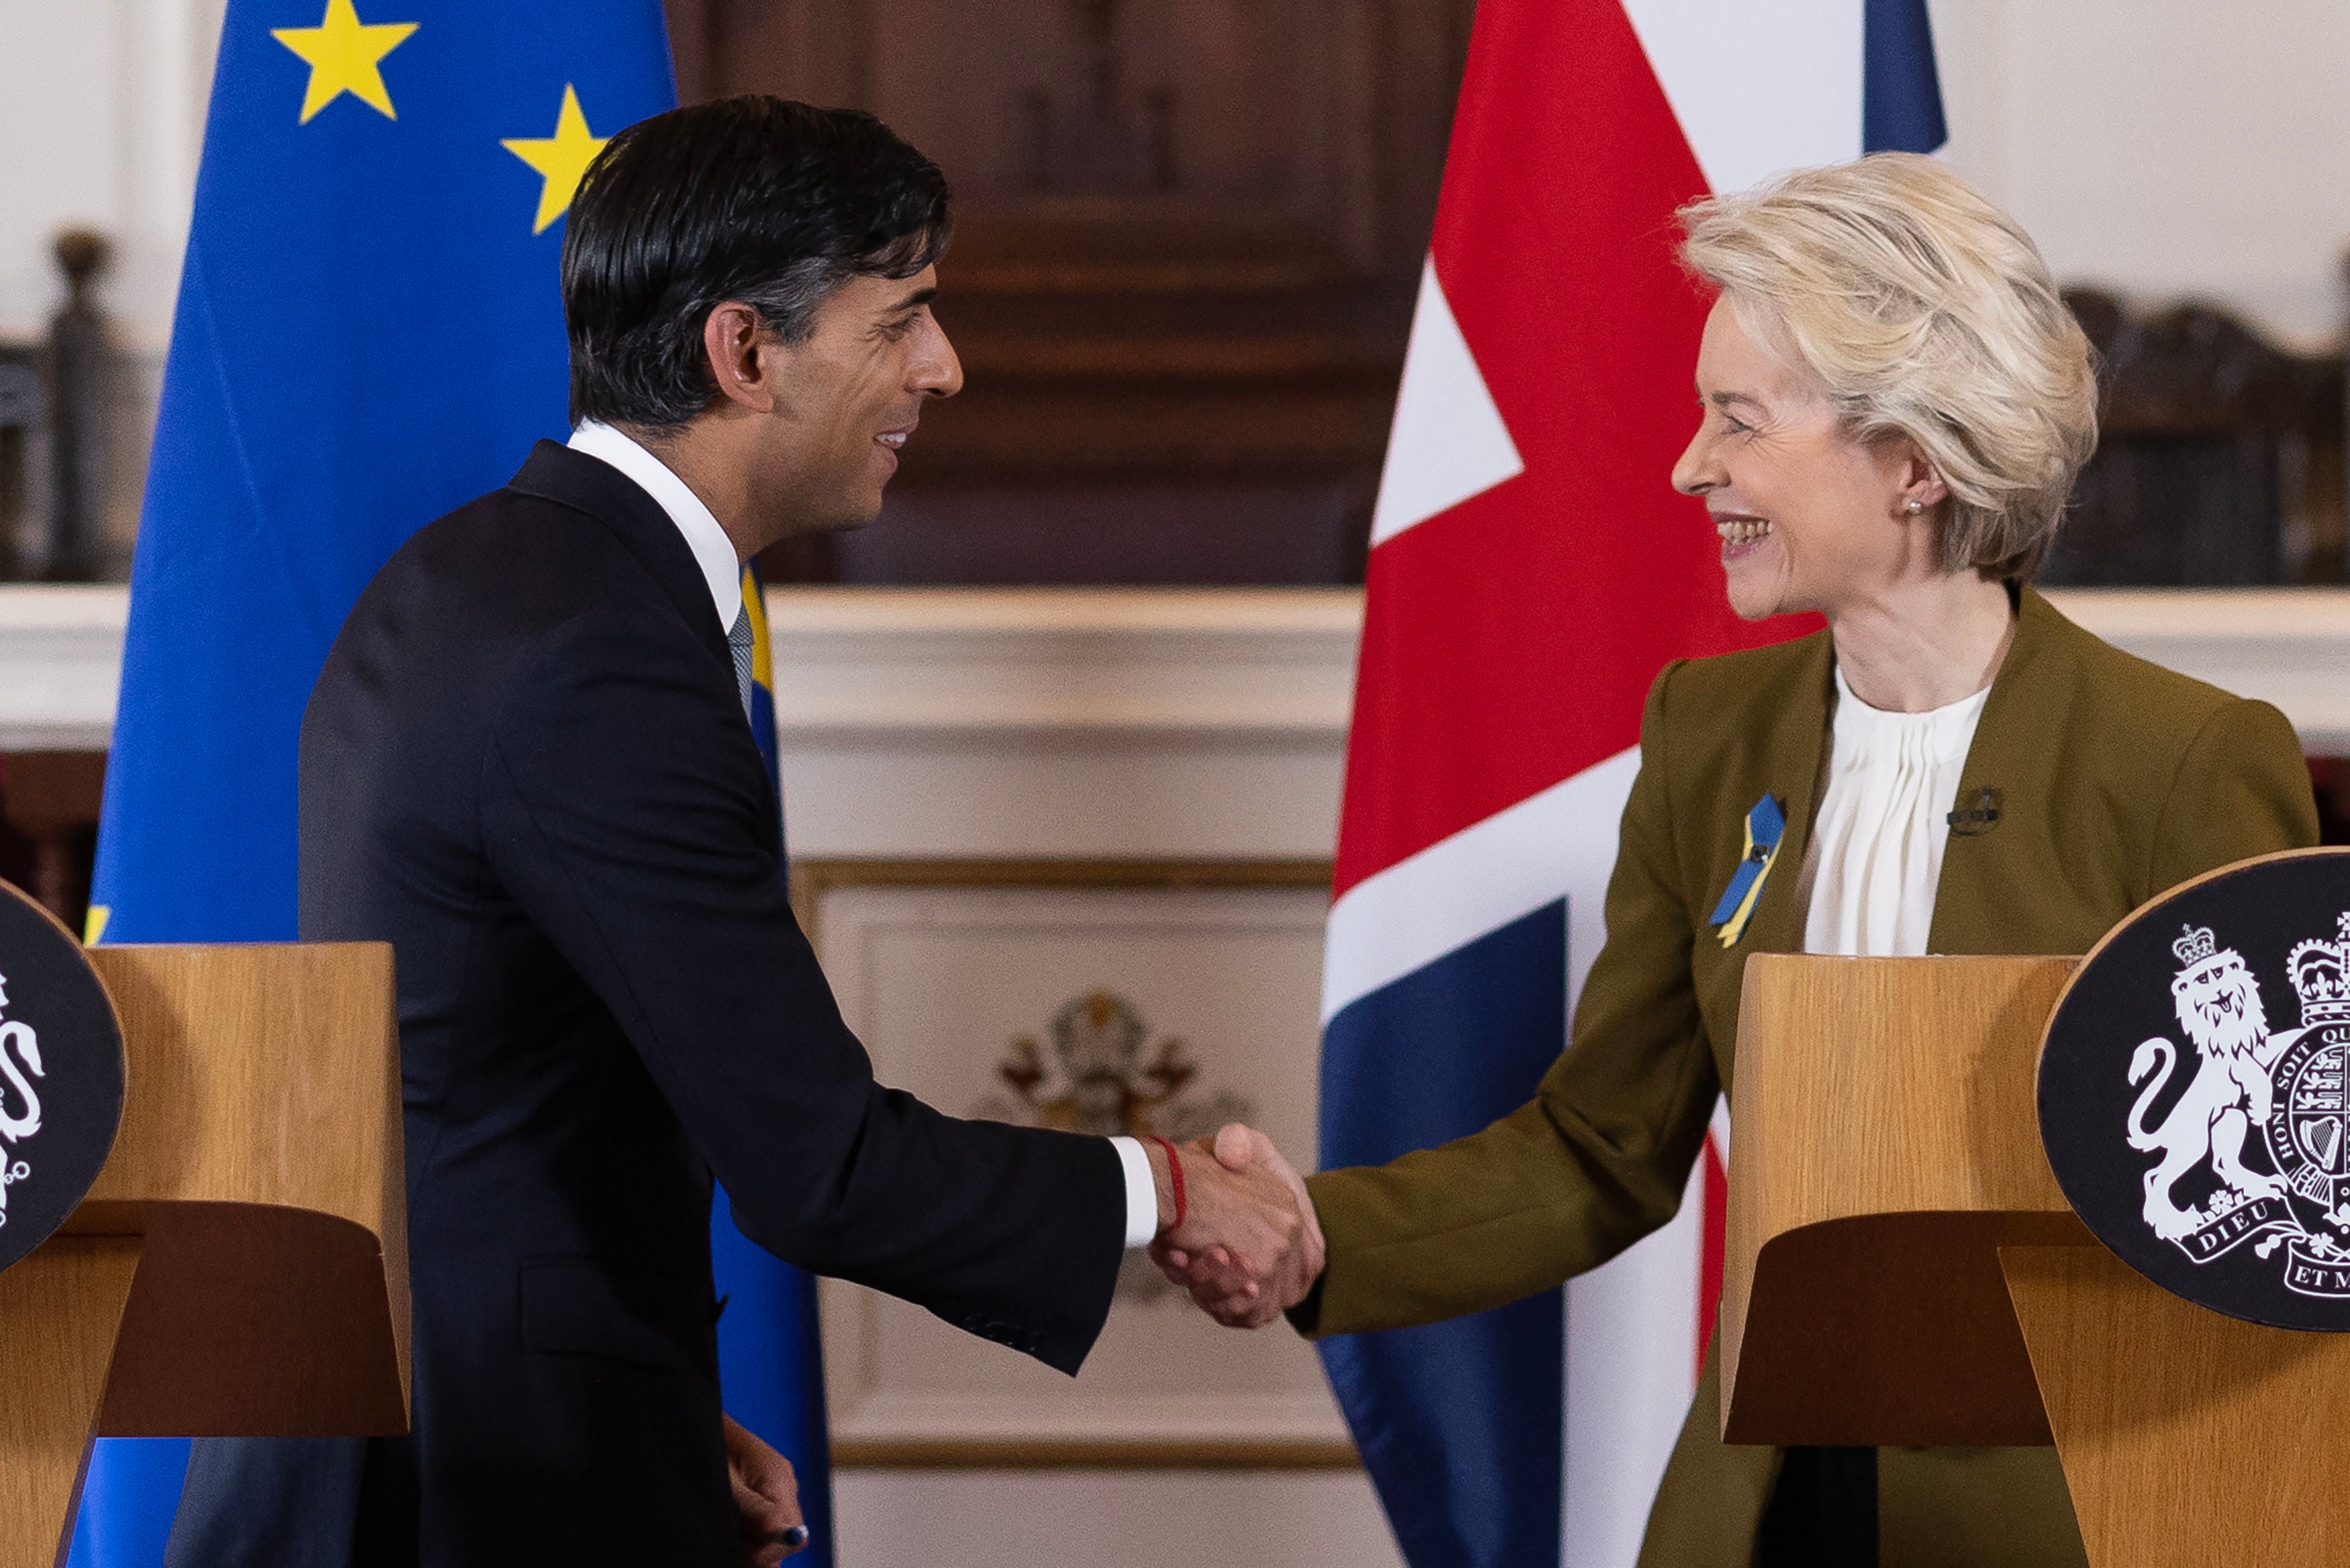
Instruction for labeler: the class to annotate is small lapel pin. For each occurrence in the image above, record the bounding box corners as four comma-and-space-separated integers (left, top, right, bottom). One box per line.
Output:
1709, 793, 1785, 948
1947, 786, 2002, 838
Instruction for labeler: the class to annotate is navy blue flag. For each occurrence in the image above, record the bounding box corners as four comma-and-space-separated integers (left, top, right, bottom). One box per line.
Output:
74, 3, 833, 1561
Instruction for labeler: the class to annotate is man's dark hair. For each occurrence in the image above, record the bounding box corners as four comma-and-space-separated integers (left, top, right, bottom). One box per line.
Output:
561, 96, 951, 430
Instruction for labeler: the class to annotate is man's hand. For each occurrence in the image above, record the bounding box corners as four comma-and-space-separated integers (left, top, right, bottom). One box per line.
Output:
1147, 1124, 1325, 1328
724, 1414, 807, 1565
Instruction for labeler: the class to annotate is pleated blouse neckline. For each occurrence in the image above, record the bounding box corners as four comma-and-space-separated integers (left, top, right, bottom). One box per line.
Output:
1797, 665, 1992, 959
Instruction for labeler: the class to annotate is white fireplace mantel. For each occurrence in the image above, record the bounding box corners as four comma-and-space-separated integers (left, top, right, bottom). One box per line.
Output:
763, 588, 1364, 741
0, 586, 130, 753
5, 585, 2349, 860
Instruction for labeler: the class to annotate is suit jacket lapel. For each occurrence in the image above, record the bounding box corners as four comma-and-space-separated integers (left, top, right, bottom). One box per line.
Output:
508, 440, 735, 673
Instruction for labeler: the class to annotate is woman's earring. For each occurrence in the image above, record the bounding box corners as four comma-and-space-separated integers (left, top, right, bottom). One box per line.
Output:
1905, 499, 1923, 515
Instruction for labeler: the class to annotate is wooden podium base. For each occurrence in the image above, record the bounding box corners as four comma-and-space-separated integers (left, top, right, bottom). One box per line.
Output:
1722, 952, 2350, 1559
0, 1239, 140, 1568
2004, 1246, 2350, 1568
0, 938, 408, 1568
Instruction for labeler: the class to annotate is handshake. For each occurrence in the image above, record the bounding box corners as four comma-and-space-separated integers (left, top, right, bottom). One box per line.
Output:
1139, 1126, 1324, 1328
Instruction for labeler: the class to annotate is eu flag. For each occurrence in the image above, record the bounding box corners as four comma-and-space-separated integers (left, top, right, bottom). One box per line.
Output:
76, 3, 833, 1561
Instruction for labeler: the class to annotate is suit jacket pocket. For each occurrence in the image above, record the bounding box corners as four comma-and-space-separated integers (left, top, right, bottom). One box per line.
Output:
518, 1259, 710, 1376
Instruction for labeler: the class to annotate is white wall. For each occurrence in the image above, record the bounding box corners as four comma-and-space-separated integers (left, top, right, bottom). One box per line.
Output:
0, 0, 222, 350
835, 1470, 1404, 1568
1931, 0, 2350, 348
0, 0, 222, 567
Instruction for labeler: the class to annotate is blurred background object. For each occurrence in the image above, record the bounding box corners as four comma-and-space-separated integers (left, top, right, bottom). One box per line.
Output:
0, 229, 139, 586
0, 752, 103, 928
2049, 283, 2347, 587
0, 344, 38, 582
666, 0, 1472, 587
42, 228, 114, 583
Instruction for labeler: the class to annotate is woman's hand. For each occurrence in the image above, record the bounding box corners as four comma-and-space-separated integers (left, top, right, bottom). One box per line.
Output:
724, 1413, 807, 1564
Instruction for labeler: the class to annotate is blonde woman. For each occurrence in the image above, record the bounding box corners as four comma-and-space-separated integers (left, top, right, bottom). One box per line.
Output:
1168, 155, 2318, 1565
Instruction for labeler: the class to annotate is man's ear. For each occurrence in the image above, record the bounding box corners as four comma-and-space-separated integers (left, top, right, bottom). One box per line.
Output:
702, 301, 777, 413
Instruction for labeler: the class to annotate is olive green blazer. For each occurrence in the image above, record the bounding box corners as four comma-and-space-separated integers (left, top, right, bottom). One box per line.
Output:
1294, 587, 2319, 1567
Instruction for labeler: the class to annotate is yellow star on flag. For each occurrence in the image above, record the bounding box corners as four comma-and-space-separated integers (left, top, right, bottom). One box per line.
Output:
271, 0, 418, 125
502, 85, 609, 236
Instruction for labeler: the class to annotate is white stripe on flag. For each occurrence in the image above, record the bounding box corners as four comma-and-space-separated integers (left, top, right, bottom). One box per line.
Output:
1620, 0, 1865, 195
1321, 747, 1640, 1025
1564, 1122, 1713, 1568
1367, 257, 1526, 548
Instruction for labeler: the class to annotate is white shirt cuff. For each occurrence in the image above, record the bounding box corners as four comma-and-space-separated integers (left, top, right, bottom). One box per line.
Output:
1109, 1136, 1159, 1247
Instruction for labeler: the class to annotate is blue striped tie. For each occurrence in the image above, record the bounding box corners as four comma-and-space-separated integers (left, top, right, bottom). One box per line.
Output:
727, 605, 755, 724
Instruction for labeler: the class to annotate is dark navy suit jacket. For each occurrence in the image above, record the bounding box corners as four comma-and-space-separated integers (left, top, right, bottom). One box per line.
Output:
169, 441, 1126, 1566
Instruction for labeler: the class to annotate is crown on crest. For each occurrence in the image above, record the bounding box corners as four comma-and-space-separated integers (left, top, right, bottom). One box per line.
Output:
2290, 916, 2350, 1027
2173, 925, 2218, 967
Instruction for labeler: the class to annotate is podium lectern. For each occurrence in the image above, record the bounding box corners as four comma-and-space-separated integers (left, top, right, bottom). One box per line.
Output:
0, 942, 406, 1568
1724, 954, 2350, 1567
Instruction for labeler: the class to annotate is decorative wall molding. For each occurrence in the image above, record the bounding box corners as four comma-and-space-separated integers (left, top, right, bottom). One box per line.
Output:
761, 589, 1360, 860
7, 583, 2350, 838
2042, 589, 2350, 753
0, 585, 126, 751
765, 585, 2350, 755
766, 587, 1361, 740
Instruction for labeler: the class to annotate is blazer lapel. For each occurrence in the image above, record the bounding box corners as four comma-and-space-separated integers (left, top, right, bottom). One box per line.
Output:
1927, 585, 2072, 953
1736, 631, 1837, 960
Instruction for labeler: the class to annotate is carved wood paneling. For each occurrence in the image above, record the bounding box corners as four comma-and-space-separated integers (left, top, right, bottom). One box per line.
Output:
665, 0, 1471, 585
668, 0, 1465, 273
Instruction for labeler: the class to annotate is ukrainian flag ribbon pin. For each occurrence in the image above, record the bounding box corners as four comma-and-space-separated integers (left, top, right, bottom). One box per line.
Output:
1709, 794, 1786, 948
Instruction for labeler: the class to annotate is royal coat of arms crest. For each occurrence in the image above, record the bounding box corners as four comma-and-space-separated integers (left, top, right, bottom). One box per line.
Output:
0, 973, 42, 1229
0, 882, 126, 1275
2041, 850, 2350, 1329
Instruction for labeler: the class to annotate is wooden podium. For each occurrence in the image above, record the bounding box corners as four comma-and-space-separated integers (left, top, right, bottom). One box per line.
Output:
0, 941, 406, 1568
1722, 954, 2350, 1567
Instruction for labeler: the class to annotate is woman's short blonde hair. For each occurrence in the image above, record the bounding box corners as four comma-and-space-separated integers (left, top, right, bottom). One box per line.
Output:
1678, 153, 2096, 581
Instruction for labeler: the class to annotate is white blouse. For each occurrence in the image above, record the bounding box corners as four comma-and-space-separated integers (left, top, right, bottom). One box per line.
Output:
1795, 667, 1991, 959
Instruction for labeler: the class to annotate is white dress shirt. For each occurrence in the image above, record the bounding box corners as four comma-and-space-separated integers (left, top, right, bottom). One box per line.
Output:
568, 421, 743, 629
1795, 666, 1991, 959
565, 422, 1160, 1247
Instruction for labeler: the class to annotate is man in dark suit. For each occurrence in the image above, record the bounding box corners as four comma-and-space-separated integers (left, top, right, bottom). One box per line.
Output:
167, 97, 1317, 1568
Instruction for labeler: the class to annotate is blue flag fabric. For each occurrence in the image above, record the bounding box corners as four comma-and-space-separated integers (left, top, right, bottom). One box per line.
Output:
1864, 0, 1950, 156
721, 562, 836, 1557
75, 4, 831, 1561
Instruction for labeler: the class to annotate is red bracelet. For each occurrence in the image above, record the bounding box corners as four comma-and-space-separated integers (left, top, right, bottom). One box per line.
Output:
1145, 1134, 1186, 1233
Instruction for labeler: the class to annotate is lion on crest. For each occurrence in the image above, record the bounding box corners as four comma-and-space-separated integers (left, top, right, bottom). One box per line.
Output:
2125, 924, 2286, 1240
